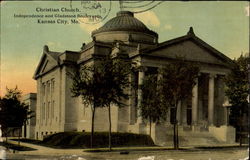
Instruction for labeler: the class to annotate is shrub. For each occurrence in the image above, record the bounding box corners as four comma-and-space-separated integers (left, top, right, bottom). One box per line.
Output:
41, 132, 154, 148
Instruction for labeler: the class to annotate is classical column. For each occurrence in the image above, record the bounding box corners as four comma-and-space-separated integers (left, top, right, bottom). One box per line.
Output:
181, 100, 187, 125
177, 101, 182, 125
208, 73, 216, 126
128, 73, 133, 124
192, 78, 198, 125
218, 75, 227, 126
157, 69, 171, 124
225, 107, 229, 126
137, 67, 146, 123
129, 73, 136, 124
39, 81, 43, 125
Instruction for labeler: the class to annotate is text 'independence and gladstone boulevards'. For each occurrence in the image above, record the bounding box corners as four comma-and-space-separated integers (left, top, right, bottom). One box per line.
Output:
13, 1, 110, 24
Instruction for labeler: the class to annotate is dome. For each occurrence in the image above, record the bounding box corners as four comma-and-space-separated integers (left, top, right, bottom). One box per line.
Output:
92, 11, 158, 37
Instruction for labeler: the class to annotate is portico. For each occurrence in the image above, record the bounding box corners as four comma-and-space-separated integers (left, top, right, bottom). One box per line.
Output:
134, 68, 229, 128
128, 62, 235, 145
131, 67, 235, 145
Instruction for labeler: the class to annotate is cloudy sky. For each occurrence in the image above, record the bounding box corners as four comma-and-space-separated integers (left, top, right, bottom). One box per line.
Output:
0, 1, 249, 97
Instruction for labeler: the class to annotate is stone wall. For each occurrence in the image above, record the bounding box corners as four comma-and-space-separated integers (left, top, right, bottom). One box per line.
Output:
35, 64, 63, 139
94, 31, 156, 45
22, 93, 37, 139
209, 125, 236, 143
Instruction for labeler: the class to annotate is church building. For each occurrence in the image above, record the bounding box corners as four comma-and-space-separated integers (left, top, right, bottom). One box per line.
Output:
33, 11, 235, 146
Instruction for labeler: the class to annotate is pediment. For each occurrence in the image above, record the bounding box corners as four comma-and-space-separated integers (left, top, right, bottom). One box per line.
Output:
142, 35, 233, 67
33, 53, 58, 79
149, 40, 227, 65
41, 56, 57, 73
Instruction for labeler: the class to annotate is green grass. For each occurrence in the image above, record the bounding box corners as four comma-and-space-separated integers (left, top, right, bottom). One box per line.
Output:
196, 145, 249, 150
83, 146, 179, 152
0, 142, 36, 151
11, 138, 41, 144
38, 132, 155, 149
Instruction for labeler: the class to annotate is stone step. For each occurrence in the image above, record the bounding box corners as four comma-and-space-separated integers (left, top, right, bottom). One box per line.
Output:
159, 131, 228, 147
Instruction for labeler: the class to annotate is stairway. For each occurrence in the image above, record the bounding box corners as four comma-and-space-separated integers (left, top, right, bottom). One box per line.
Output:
157, 131, 233, 147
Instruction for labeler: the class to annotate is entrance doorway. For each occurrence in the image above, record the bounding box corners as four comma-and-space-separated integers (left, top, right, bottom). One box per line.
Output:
187, 105, 192, 125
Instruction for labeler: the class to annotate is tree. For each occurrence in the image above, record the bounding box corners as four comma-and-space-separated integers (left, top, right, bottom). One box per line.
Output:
225, 54, 248, 109
70, 55, 131, 150
70, 64, 102, 148
159, 58, 199, 149
139, 74, 167, 136
96, 55, 131, 151
0, 87, 34, 144
225, 54, 249, 145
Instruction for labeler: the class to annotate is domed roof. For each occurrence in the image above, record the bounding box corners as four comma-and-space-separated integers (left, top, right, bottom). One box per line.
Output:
92, 11, 158, 37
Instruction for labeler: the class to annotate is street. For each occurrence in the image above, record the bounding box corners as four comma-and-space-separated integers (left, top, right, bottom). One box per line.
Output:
5, 147, 249, 160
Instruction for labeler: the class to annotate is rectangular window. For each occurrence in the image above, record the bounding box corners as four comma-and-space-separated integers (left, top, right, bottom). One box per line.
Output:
47, 81, 50, 99
43, 83, 46, 99
48, 102, 50, 119
52, 100, 55, 118
51, 79, 55, 94
42, 103, 44, 120
43, 102, 46, 119
42, 83, 46, 103
40, 104, 42, 124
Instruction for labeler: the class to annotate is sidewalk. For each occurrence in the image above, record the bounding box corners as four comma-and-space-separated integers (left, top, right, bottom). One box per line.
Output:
4, 139, 181, 155
3, 138, 247, 156
3, 139, 90, 156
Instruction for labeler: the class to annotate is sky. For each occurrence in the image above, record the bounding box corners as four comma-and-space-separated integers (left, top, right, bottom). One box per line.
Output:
0, 1, 249, 97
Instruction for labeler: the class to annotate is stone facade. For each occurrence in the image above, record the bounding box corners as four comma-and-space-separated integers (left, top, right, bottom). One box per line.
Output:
33, 11, 235, 145
22, 93, 36, 139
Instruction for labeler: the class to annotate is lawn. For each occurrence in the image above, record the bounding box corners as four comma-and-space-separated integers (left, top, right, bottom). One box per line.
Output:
0, 141, 36, 151
12, 132, 155, 149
